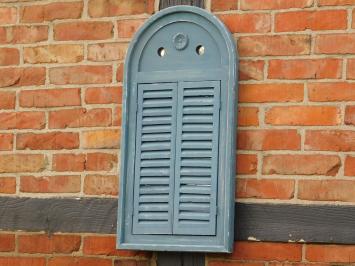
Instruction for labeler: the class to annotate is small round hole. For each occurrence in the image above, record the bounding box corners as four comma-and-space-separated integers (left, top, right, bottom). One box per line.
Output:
196, 45, 205, 55
157, 47, 166, 57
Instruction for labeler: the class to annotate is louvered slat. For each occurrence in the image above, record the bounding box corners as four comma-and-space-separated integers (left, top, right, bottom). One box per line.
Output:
173, 81, 220, 236
132, 83, 177, 235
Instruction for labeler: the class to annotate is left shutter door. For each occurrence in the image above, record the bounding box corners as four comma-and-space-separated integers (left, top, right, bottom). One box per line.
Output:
132, 83, 177, 235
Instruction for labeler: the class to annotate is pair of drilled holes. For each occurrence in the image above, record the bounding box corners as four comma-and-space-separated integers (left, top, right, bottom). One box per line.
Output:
157, 45, 205, 57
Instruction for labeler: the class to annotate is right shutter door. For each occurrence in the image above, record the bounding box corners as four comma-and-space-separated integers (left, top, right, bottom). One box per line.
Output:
173, 81, 221, 236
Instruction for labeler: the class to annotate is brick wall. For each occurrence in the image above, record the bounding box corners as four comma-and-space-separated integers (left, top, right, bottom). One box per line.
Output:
0, 0, 354, 265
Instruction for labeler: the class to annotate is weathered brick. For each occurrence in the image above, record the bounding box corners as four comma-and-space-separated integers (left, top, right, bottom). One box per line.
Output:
211, 0, 237, 11
52, 154, 85, 172
345, 156, 355, 176
49, 108, 111, 129
48, 257, 111, 266
348, 59, 355, 79
238, 130, 301, 150
24, 45, 84, 64
308, 82, 355, 102
265, 106, 340, 126
88, 43, 128, 62
238, 35, 310, 56
219, 13, 271, 33
82, 129, 120, 149
0, 257, 46, 266
268, 59, 342, 79
20, 2, 83, 22
237, 178, 295, 199
54, 21, 113, 41
345, 106, 355, 125
0, 25, 48, 44
116, 63, 124, 82
305, 130, 355, 152
299, 180, 355, 202
0, 154, 46, 173
19, 234, 81, 254
0, 91, 16, 109
0, 7, 17, 25
20, 88, 81, 108
238, 107, 259, 126
0, 111, 45, 129
315, 34, 355, 54
0, 177, 16, 194
0, 48, 19, 65
0, 67, 46, 88
89, 0, 154, 17
241, 0, 313, 10
117, 18, 146, 38
0, 234, 15, 251
85, 87, 122, 104
209, 262, 263, 266
113, 106, 122, 126
84, 175, 118, 195
0, 133, 13, 151
239, 83, 303, 103
49, 66, 112, 85
17, 132, 79, 150
318, 0, 355, 6
306, 244, 355, 262
20, 175, 81, 193
86, 153, 117, 171
239, 60, 264, 81
236, 154, 257, 175
275, 10, 347, 32
263, 155, 341, 176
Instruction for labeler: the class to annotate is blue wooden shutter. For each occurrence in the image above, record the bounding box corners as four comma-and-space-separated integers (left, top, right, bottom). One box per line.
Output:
173, 81, 220, 235
132, 83, 178, 235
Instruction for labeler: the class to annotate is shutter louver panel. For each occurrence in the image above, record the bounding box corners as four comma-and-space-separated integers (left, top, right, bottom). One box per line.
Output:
132, 83, 178, 235
173, 81, 221, 236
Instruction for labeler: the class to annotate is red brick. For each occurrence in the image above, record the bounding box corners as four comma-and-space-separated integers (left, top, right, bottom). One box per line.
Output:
24, 45, 83, 64
113, 106, 122, 126
238, 107, 259, 126
237, 178, 295, 199
20, 2, 83, 22
0, 154, 46, 173
54, 21, 113, 41
309, 82, 355, 102
263, 155, 341, 176
345, 106, 355, 125
241, 0, 313, 9
117, 19, 146, 38
209, 262, 263, 266
82, 129, 120, 149
19, 234, 81, 254
238, 35, 310, 56
315, 34, 355, 54
219, 13, 271, 33
0, 111, 45, 129
0, 257, 46, 266
269, 263, 327, 266
268, 59, 342, 79
88, 43, 128, 61
85, 87, 122, 104
0, 134, 12, 150
265, 106, 340, 126
86, 153, 117, 171
236, 154, 257, 175
348, 59, 355, 79
0, 25, 48, 44
305, 130, 355, 152
20, 88, 81, 108
0, 91, 16, 109
211, 0, 238, 11
49, 108, 111, 129
306, 244, 355, 262
0, 67, 46, 88
299, 180, 355, 202
49, 66, 112, 85
84, 175, 118, 195
275, 10, 347, 32
239, 60, 264, 81
0, 7, 17, 25
117, 63, 124, 82
48, 257, 111, 266
318, 0, 355, 5
353, 10, 355, 29
228, 242, 302, 261
52, 154, 85, 172
239, 83, 303, 103
238, 130, 301, 151
0, 234, 15, 251
20, 175, 81, 193
115, 260, 150, 266
83, 235, 149, 257
0, 177, 16, 194
89, 0, 154, 17
0, 48, 19, 65
17, 132, 79, 150
345, 156, 355, 176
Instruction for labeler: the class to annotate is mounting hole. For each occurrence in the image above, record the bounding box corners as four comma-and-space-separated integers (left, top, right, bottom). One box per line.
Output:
157, 47, 166, 57
196, 45, 205, 55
